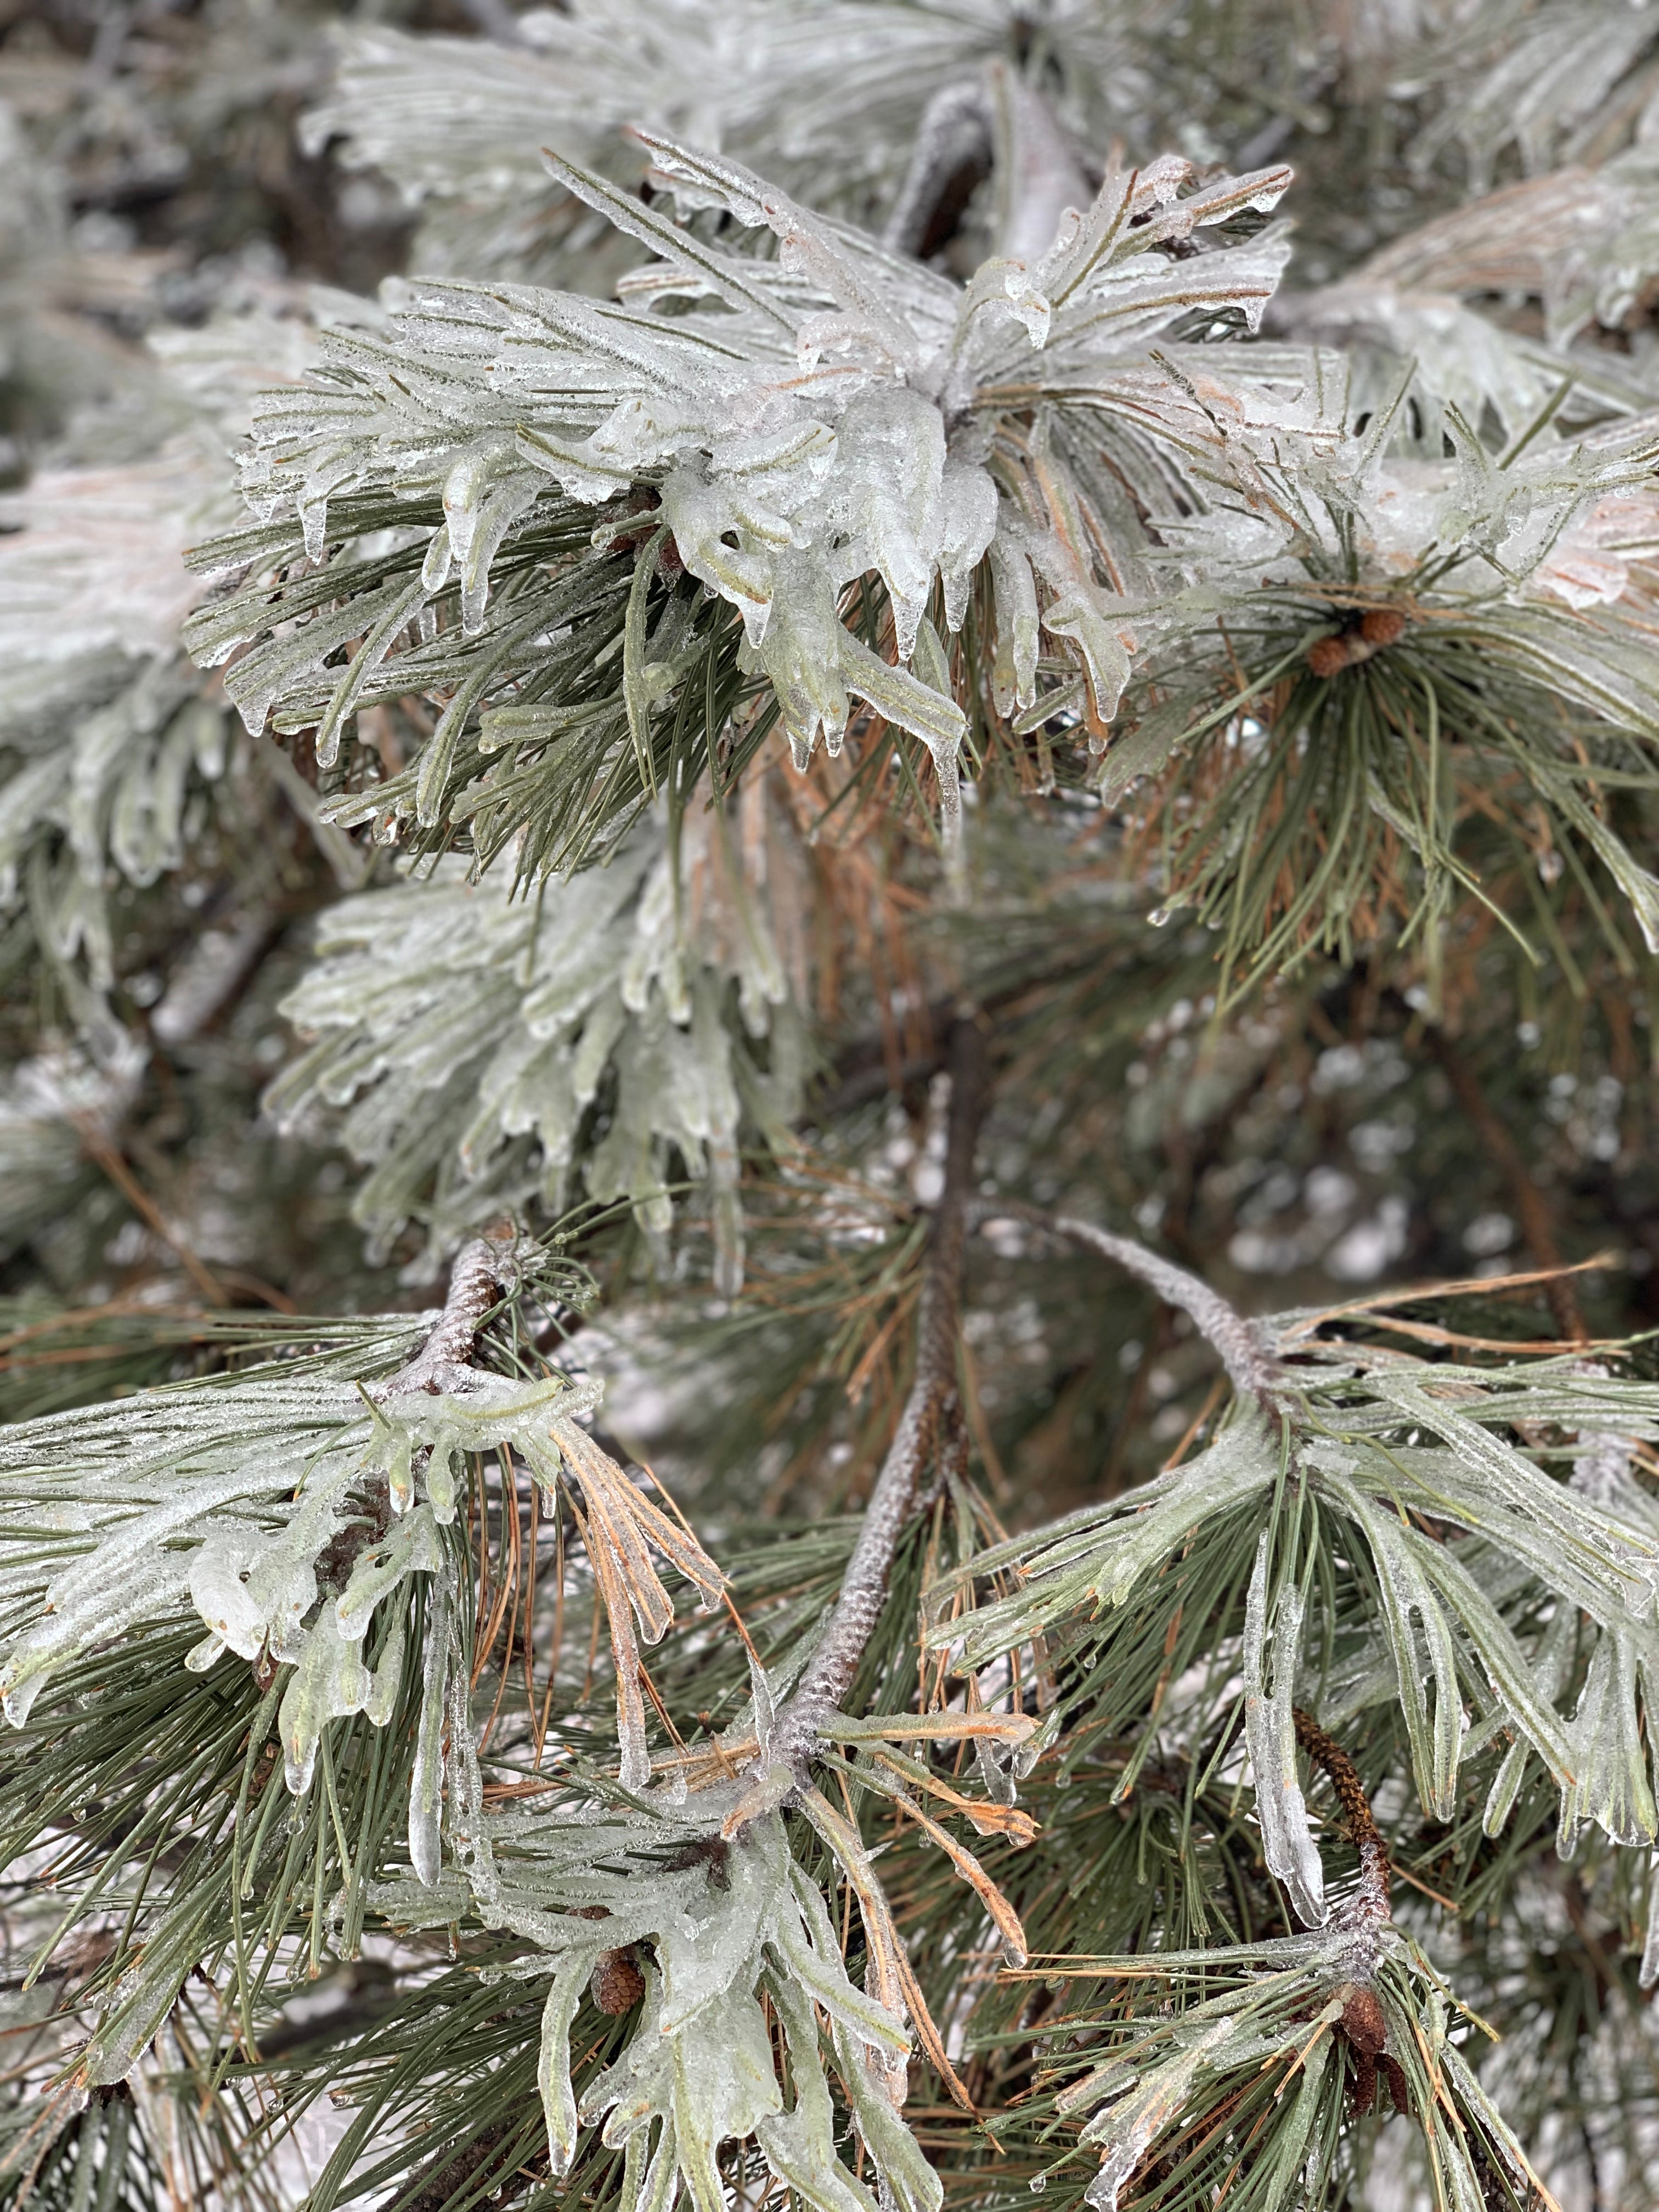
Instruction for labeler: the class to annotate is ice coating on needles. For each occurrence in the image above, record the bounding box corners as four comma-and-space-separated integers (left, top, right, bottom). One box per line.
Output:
220, 120, 1301, 853
0, 1347, 720, 1814
1243, 1533, 1327, 1928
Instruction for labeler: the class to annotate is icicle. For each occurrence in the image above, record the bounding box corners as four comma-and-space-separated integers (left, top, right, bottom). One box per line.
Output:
184, 1630, 226, 1674
409, 1567, 452, 1884
460, 479, 537, 634
1643, 1856, 1659, 1990
420, 529, 452, 592
363, 1616, 405, 1729
989, 535, 1039, 715
298, 495, 329, 564
366, 1412, 416, 1516
189, 1534, 264, 1656
833, 387, 946, 664
425, 1438, 460, 1523
1558, 1629, 1657, 1852
936, 462, 998, 636
0, 1660, 47, 1729
278, 1607, 371, 1796
335, 1501, 443, 1641
1243, 1535, 1326, 1927
442, 436, 512, 572
538, 1951, 592, 2177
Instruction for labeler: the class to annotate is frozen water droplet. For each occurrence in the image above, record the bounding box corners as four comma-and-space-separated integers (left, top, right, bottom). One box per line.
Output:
1147, 907, 1171, 928
1030, 2176, 1048, 2194
2, 1670, 44, 1728
421, 531, 452, 592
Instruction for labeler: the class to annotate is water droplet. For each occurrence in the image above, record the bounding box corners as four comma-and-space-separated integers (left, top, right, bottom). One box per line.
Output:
1030, 2177, 1048, 2194
1147, 907, 1171, 928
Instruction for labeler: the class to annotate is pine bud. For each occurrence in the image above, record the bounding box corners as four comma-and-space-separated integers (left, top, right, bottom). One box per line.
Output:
1307, 606, 1408, 675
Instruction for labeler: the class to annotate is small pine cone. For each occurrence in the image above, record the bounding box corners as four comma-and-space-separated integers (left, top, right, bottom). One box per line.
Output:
1381, 2054, 1409, 2118
1350, 2047, 1378, 2116
591, 1948, 645, 2016
1307, 633, 1354, 678
1359, 606, 1407, 648
1339, 1984, 1387, 2056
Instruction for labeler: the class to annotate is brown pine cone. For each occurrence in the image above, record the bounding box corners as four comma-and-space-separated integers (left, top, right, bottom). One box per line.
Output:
1359, 607, 1407, 647
1307, 633, 1353, 677
1307, 606, 1408, 676
591, 1948, 646, 2016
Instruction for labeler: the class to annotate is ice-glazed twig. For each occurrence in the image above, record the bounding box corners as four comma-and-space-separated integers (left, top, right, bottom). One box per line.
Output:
882, 66, 1090, 269
1291, 1706, 1392, 1957
883, 80, 994, 260
380, 1232, 523, 1400
967, 1199, 1284, 1409
774, 1014, 990, 1767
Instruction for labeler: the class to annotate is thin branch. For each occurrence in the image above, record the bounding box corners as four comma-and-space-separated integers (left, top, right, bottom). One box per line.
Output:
882, 81, 994, 260
1418, 1020, 1588, 1343
774, 1014, 990, 1766
1291, 1707, 1391, 1942
71, 1114, 228, 1308
378, 1233, 523, 1400
968, 1198, 1283, 1408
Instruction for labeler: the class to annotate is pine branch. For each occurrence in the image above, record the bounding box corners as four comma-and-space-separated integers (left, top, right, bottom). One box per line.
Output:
774, 1013, 990, 1764
967, 1198, 1283, 1408
376, 1233, 524, 1400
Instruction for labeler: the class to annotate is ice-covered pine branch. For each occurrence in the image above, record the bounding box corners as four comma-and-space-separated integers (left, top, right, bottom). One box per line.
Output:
268, 792, 808, 1285
189, 117, 1302, 870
